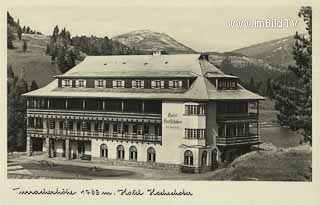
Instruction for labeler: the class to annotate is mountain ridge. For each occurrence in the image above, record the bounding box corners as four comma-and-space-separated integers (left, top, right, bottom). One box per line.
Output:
112, 29, 196, 54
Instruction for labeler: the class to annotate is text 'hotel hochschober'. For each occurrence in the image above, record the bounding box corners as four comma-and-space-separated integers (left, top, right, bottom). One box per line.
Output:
23, 52, 264, 173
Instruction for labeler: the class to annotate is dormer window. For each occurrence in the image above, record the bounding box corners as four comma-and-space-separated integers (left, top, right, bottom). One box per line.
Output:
62, 79, 72, 88
218, 79, 237, 90
76, 79, 86, 88
169, 80, 182, 89
151, 80, 164, 89
113, 80, 125, 88
132, 80, 144, 88
95, 80, 106, 88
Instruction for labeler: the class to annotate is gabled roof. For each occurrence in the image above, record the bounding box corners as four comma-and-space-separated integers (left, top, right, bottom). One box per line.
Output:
23, 54, 264, 101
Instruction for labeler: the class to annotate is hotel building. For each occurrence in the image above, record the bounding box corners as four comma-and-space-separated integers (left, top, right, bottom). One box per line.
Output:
23, 53, 264, 173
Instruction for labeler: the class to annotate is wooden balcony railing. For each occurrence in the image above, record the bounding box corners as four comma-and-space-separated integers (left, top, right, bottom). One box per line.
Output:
27, 109, 162, 123
27, 128, 162, 143
216, 134, 260, 146
216, 113, 258, 121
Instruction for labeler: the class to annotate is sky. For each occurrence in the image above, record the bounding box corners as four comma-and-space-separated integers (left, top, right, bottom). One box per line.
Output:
9, 2, 306, 52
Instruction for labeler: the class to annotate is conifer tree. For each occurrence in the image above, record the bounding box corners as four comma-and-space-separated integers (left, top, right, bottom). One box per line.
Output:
17, 25, 22, 40
274, 7, 312, 144
23, 40, 27, 53
30, 80, 39, 91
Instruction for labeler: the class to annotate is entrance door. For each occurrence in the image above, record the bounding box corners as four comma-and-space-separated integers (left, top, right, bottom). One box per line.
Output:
78, 141, 85, 157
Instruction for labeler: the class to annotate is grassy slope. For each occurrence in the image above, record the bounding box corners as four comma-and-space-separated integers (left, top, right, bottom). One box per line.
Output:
7, 34, 61, 87
209, 145, 311, 181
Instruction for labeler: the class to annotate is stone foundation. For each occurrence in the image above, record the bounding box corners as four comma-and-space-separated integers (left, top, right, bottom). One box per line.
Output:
92, 157, 181, 172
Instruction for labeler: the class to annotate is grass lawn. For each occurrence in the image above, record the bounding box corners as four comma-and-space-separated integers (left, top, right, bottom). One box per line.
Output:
208, 145, 311, 181
7, 34, 61, 87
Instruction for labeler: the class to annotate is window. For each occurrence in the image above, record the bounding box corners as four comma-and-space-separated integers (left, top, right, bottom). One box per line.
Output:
147, 147, 156, 162
217, 79, 237, 90
129, 146, 137, 161
35, 118, 43, 128
76, 79, 86, 88
117, 145, 125, 160
100, 144, 108, 158
112, 80, 125, 88
155, 125, 161, 136
143, 125, 149, 135
201, 151, 207, 166
137, 125, 143, 135
123, 124, 129, 134
103, 123, 109, 133
132, 125, 137, 134
132, 80, 144, 88
62, 79, 72, 88
169, 80, 182, 89
184, 150, 193, 166
185, 129, 205, 139
68, 121, 73, 131
151, 80, 164, 89
81, 121, 90, 132
95, 80, 106, 88
95, 122, 103, 132
185, 104, 205, 115
62, 121, 68, 130
49, 120, 55, 129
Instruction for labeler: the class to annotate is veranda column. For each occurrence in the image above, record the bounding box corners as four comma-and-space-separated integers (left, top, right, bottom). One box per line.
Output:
46, 137, 50, 157
26, 136, 32, 156
65, 138, 70, 160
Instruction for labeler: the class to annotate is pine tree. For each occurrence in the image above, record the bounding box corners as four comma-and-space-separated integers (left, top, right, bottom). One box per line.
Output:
7, 65, 14, 79
26, 26, 30, 34
30, 80, 39, 91
249, 77, 255, 92
52, 25, 59, 42
23, 40, 28, 53
17, 25, 22, 40
46, 44, 50, 55
7, 26, 15, 49
274, 7, 312, 144
57, 46, 67, 72
66, 50, 76, 69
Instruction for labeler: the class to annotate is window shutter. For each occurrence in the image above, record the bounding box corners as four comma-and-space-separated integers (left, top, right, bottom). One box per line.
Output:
121, 80, 125, 88
132, 80, 136, 88
62, 80, 65, 88
84, 80, 87, 88
112, 80, 116, 88
75, 80, 79, 88
141, 80, 144, 88
151, 81, 156, 88
178, 80, 182, 88
161, 80, 164, 88
94, 80, 98, 88
169, 80, 173, 88
103, 80, 106, 87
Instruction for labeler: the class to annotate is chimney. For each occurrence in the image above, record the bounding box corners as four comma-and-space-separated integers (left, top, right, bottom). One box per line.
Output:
200, 53, 209, 61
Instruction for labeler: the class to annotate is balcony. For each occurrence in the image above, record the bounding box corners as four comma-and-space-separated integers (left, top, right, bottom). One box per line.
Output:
27, 128, 162, 144
216, 134, 260, 146
27, 109, 161, 123
182, 138, 206, 146
216, 113, 258, 122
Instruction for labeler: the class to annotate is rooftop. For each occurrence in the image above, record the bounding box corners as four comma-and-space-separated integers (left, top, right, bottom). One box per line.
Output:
24, 54, 264, 101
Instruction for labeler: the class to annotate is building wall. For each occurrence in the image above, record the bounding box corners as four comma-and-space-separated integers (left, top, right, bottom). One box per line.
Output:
206, 101, 218, 147
91, 140, 159, 162
161, 101, 186, 164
